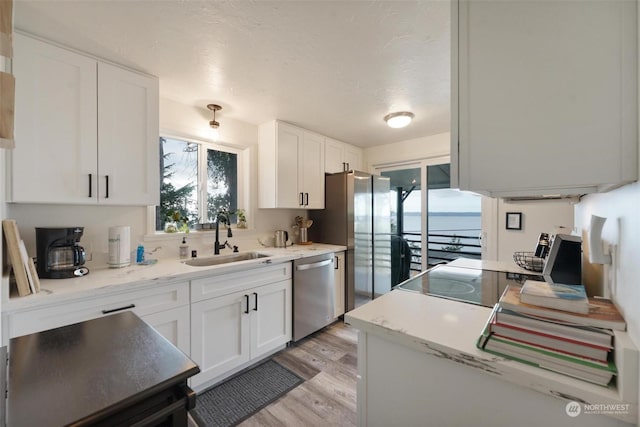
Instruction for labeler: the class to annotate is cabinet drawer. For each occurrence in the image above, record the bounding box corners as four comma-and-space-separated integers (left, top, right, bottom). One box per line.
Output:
191, 262, 292, 303
9, 281, 189, 338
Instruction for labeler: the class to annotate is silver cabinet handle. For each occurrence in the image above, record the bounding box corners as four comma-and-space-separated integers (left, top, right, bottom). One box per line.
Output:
296, 259, 332, 271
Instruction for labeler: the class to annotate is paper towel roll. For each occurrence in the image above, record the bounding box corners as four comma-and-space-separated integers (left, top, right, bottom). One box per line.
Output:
108, 226, 131, 268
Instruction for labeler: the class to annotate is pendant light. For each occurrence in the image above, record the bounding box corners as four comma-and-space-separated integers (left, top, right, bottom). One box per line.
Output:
207, 104, 222, 141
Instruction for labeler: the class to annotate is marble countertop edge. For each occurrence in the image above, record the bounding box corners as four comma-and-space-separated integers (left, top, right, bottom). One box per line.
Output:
345, 290, 638, 425
3, 244, 346, 312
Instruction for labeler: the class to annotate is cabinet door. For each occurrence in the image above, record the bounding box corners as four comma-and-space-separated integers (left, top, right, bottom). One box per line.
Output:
275, 122, 303, 208
333, 252, 345, 317
250, 280, 292, 359
141, 305, 190, 356
325, 138, 346, 173
454, 0, 637, 196
190, 292, 251, 388
12, 34, 98, 204
344, 145, 363, 172
301, 131, 325, 209
97, 62, 159, 205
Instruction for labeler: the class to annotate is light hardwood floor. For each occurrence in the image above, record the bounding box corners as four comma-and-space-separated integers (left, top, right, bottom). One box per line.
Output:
239, 320, 358, 427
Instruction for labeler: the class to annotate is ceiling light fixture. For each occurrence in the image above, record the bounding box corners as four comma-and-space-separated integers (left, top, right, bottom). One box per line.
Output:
384, 111, 414, 129
207, 104, 222, 141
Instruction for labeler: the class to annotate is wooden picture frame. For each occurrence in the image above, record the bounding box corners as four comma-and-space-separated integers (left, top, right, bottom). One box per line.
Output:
506, 212, 522, 230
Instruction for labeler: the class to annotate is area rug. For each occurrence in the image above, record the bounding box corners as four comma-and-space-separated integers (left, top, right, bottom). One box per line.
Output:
190, 359, 304, 426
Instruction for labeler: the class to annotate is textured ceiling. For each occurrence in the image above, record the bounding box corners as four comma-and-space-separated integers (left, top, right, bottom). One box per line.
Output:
15, 1, 451, 147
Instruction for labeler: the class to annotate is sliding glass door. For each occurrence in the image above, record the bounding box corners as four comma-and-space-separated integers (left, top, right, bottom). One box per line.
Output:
378, 159, 482, 283
426, 164, 481, 266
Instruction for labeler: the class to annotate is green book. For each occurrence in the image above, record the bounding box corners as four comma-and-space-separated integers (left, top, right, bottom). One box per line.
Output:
477, 305, 616, 386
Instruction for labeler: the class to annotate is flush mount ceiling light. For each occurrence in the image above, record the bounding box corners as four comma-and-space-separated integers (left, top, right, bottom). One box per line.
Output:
207, 104, 222, 141
384, 111, 414, 129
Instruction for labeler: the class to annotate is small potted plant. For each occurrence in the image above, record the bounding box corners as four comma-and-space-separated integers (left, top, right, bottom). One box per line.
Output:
166, 211, 190, 233
236, 209, 247, 229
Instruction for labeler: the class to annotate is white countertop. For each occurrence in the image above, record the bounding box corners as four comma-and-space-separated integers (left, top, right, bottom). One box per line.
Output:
345, 289, 638, 424
3, 243, 346, 312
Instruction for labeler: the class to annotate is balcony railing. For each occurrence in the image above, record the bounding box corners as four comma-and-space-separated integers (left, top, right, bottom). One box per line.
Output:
402, 231, 482, 272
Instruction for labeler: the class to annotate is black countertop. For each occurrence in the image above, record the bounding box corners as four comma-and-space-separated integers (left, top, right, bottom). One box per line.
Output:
394, 264, 543, 307
7, 311, 199, 426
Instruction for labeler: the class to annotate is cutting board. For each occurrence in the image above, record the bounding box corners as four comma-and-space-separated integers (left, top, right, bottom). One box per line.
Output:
2, 220, 35, 296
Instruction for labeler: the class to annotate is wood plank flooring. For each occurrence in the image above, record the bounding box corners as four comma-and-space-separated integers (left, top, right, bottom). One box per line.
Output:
239, 320, 358, 427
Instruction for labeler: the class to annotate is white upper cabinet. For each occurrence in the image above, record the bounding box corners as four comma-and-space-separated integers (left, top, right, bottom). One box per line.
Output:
325, 137, 363, 173
12, 34, 98, 204
451, 0, 637, 198
259, 120, 325, 209
97, 62, 159, 205
10, 33, 159, 205
300, 130, 325, 208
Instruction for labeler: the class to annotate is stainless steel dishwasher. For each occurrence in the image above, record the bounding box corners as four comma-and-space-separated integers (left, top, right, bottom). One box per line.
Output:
293, 253, 335, 341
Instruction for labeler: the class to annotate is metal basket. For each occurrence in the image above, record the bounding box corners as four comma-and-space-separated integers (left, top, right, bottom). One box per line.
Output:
513, 251, 545, 272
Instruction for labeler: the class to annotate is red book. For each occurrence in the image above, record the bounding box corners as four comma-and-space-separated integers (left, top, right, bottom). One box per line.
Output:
489, 320, 611, 362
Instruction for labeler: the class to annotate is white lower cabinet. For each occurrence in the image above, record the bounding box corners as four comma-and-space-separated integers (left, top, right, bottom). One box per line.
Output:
140, 305, 190, 356
250, 280, 292, 358
6, 281, 190, 354
4, 262, 295, 390
191, 291, 252, 385
190, 278, 292, 389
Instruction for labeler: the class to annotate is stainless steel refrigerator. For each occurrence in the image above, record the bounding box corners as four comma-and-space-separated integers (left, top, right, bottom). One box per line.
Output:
309, 171, 391, 311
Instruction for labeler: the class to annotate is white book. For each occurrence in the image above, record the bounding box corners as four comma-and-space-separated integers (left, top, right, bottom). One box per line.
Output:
520, 280, 589, 314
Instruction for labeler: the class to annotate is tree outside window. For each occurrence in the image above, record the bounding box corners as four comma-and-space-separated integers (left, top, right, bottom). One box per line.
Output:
156, 137, 238, 232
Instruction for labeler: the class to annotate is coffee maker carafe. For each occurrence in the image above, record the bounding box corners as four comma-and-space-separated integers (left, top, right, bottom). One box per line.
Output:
36, 227, 89, 278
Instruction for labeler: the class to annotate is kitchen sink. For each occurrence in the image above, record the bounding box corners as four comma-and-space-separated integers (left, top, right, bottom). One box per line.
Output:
183, 252, 269, 267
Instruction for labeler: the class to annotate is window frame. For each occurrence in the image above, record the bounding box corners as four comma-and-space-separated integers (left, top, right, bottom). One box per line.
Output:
148, 132, 245, 235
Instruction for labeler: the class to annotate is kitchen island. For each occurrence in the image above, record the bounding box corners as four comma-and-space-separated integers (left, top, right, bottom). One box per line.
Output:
7, 311, 199, 426
345, 286, 638, 426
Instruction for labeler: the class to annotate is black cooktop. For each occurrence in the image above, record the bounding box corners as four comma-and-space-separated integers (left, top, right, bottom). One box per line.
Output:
394, 264, 542, 307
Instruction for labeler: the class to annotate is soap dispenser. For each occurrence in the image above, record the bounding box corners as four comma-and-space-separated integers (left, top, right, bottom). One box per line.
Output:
179, 237, 189, 259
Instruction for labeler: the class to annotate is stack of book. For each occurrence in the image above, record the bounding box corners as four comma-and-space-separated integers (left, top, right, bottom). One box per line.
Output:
477, 281, 626, 386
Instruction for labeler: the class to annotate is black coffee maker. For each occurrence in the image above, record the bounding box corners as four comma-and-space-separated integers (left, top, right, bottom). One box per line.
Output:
35, 227, 89, 279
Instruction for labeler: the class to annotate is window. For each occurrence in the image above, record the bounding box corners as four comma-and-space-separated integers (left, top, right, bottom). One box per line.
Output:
156, 136, 238, 232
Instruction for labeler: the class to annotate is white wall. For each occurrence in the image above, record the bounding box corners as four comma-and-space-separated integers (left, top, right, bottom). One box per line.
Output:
6, 98, 307, 263
493, 199, 575, 264
575, 181, 640, 339
364, 133, 450, 169
575, 181, 640, 423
